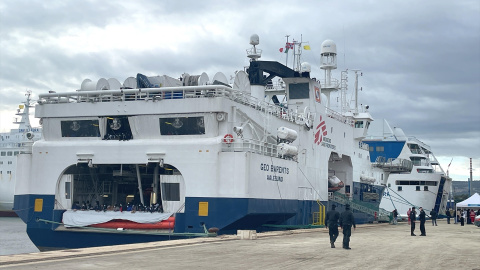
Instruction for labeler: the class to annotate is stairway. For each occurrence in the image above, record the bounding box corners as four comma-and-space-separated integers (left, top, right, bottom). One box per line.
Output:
331, 192, 390, 222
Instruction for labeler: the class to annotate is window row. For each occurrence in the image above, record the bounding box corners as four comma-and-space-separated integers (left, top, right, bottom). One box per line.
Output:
0, 151, 19, 156
397, 185, 430, 191
396, 180, 437, 186
60, 116, 206, 138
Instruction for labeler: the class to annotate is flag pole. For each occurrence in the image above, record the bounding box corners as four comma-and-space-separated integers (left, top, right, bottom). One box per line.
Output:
285, 35, 290, 66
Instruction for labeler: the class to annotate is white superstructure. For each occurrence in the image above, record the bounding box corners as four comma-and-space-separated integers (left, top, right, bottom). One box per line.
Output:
0, 92, 41, 213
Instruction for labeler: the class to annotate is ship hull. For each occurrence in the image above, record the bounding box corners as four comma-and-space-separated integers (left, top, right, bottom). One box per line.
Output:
15, 193, 325, 250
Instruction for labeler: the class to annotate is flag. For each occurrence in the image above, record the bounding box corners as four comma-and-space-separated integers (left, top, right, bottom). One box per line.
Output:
279, 48, 284, 53
303, 45, 311, 50
285, 42, 294, 49
284, 48, 289, 53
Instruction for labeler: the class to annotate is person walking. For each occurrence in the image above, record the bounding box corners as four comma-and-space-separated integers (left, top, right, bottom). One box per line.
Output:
419, 207, 426, 236
409, 207, 416, 236
460, 210, 465, 226
446, 209, 451, 224
466, 209, 472, 225
407, 208, 412, 225
430, 209, 437, 226
325, 204, 340, 248
393, 209, 398, 225
339, 204, 356, 250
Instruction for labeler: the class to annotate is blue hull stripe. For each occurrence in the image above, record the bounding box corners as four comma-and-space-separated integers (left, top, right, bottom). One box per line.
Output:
14, 194, 330, 249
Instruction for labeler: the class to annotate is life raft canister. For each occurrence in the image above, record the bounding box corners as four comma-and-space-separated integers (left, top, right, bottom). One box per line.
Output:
223, 134, 234, 144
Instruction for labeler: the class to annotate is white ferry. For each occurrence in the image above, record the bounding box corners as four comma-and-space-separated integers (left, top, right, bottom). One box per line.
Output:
0, 92, 41, 216
364, 119, 452, 218
14, 35, 387, 250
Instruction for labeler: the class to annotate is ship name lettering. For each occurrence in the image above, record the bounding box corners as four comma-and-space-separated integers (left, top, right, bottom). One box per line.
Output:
260, 163, 289, 174
267, 175, 284, 182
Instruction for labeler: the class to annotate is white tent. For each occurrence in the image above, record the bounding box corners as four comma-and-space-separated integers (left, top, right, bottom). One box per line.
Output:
456, 192, 480, 209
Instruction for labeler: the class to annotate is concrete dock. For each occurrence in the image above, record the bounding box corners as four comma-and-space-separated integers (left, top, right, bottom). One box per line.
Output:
1, 220, 478, 269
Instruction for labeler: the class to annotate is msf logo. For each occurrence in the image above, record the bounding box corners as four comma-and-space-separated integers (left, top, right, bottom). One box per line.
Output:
314, 116, 328, 145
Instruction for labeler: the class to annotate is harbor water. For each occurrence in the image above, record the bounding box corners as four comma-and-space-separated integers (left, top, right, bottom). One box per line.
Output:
0, 217, 39, 256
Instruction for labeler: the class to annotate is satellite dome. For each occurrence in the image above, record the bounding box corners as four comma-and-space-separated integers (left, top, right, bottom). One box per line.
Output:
250, 34, 259, 45
321, 40, 337, 54
301, 62, 311, 73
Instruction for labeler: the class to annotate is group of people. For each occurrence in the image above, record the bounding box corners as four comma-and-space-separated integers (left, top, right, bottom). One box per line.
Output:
325, 204, 356, 250
453, 208, 479, 226
408, 207, 428, 236
72, 200, 164, 213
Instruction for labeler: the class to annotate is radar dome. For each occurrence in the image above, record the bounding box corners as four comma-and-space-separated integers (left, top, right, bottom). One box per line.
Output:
301, 62, 311, 73
321, 40, 337, 54
250, 34, 259, 45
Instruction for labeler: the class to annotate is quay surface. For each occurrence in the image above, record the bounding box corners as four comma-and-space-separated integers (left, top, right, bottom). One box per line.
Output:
0, 220, 478, 270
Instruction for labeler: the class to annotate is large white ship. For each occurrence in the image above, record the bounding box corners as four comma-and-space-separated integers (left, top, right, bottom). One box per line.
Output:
14, 35, 388, 250
364, 119, 452, 218
0, 92, 41, 216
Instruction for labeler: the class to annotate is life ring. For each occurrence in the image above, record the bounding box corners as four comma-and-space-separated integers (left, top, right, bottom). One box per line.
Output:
223, 134, 234, 144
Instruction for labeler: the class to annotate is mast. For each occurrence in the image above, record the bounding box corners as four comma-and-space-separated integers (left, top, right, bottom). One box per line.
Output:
351, 70, 362, 114
285, 35, 290, 66
14, 91, 33, 131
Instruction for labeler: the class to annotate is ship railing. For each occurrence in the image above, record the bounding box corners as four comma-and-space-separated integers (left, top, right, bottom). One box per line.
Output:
373, 157, 413, 172
331, 191, 380, 217
221, 138, 278, 157
319, 78, 340, 89
38, 86, 312, 126
325, 107, 354, 126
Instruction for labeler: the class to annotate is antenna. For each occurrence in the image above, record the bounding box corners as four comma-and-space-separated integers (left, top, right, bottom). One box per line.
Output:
247, 34, 262, 61
351, 69, 362, 114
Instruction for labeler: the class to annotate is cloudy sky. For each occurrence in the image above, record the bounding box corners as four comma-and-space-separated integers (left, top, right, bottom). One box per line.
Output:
0, 0, 479, 182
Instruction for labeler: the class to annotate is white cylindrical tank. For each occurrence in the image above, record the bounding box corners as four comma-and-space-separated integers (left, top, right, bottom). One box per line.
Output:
277, 127, 298, 142
277, 143, 298, 157
80, 79, 96, 91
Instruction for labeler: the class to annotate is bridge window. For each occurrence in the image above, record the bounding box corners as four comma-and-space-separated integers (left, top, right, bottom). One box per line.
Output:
7, 151, 12, 156
61, 120, 100, 137
398, 186, 402, 191
355, 121, 364, 128
376, 146, 384, 152
160, 117, 205, 135
424, 186, 429, 191
288, 83, 309, 99
104, 116, 132, 140
416, 186, 420, 191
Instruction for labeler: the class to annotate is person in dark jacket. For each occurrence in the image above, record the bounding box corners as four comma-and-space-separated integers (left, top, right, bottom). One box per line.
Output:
409, 207, 417, 236
339, 204, 356, 249
446, 209, 451, 224
419, 207, 426, 236
325, 204, 340, 248
430, 209, 438, 226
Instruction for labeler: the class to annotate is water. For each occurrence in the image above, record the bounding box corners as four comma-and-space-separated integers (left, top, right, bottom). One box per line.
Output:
0, 217, 39, 255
